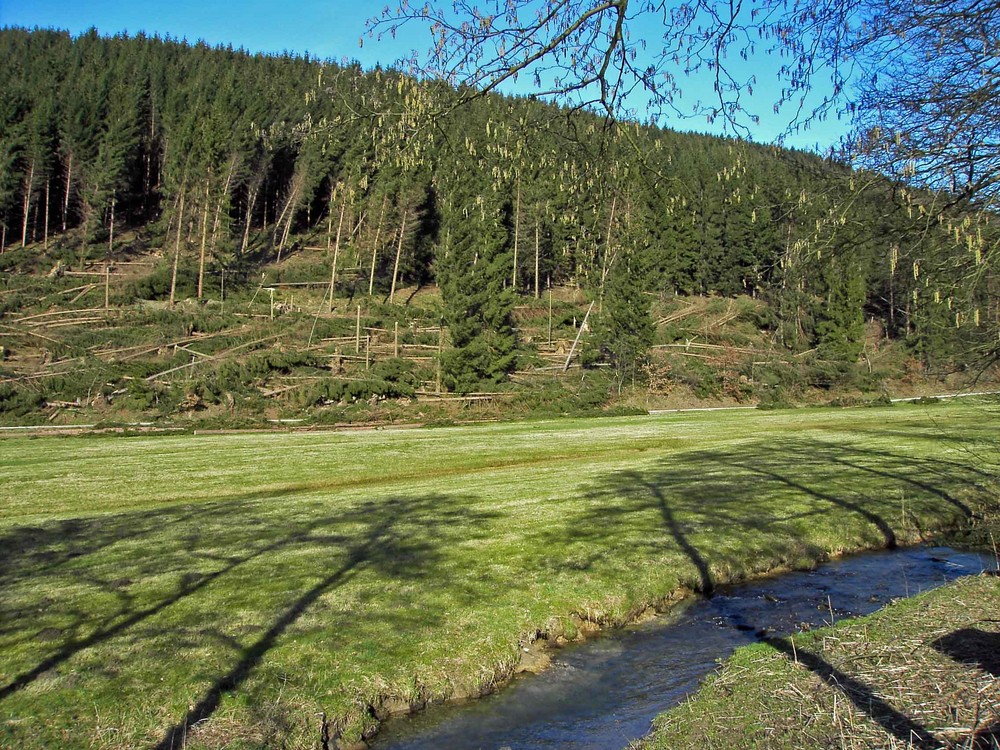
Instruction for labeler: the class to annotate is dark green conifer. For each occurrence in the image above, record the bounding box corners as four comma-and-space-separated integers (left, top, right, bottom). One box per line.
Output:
594, 249, 655, 392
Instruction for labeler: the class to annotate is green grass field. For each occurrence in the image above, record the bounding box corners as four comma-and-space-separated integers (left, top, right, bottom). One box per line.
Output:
1, 402, 997, 748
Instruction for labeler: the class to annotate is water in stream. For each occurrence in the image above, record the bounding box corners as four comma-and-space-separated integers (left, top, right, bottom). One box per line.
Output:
372, 546, 994, 750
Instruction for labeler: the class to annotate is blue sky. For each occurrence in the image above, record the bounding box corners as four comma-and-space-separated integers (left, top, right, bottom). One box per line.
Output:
0, 0, 848, 150
0, 0, 385, 64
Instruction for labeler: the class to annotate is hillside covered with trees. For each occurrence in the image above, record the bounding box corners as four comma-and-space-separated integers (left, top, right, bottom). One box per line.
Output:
0, 28, 995, 427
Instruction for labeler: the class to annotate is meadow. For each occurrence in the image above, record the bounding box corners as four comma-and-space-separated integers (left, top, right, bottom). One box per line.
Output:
1, 401, 997, 748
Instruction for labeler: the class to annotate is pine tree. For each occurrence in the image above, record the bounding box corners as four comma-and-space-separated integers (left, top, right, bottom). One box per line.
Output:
83, 70, 141, 245
0, 26, 991, 377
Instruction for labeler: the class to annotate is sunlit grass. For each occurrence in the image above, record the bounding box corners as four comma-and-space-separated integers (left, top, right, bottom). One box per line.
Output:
642, 574, 1000, 750
1, 402, 997, 747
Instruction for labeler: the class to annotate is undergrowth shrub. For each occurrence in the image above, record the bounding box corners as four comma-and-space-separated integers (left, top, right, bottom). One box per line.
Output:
214, 350, 325, 392
117, 378, 160, 410
827, 394, 893, 408
511, 373, 613, 417
126, 264, 198, 301
0, 384, 46, 417
670, 357, 722, 398
804, 358, 886, 392
756, 397, 796, 410
300, 358, 422, 406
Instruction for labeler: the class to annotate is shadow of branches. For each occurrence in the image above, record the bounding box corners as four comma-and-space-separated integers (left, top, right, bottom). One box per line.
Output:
0, 489, 498, 745
765, 636, 940, 749
546, 432, 995, 747
933, 627, 1000, 677
537, 434, 989, 594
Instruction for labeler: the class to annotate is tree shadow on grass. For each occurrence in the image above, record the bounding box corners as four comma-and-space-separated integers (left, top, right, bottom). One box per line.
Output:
764, 636, 940, 749
756, 613, 1000, 749
0, 489, 499, 746
552, 432, 992, 749
0, 504, 303, 701
152, 494, 483, 749
540, 435, 987, 593
933, 626, 1000, 677
931, 628, 1000, 747
0, 482, 365, 589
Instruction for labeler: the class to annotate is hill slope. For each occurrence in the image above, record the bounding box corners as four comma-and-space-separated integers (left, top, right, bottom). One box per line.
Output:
0, 29, 996, 425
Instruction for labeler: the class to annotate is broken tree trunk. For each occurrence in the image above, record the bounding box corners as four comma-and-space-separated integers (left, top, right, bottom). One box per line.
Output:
274, 169, 305, 263
108, 197, 115, 256
169, 191, 186, 306
197, 178, 210, 299
368, 197, 387, 296
511, 181, 520, 290
144, 333, 284, 382
563, 301, 595, 371
389, 209, 407, 304
599, 194, 617, 298
355, 304, 362, 353
241, 180, 261, 258
328, 187, 347, 313
534, 219, 540, 299
44, 178, 50, 249
21, 160, 35, 247
62, 153, 73, 233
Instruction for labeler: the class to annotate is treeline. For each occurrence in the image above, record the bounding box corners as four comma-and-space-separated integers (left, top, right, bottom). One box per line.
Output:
0, 28, 993, 387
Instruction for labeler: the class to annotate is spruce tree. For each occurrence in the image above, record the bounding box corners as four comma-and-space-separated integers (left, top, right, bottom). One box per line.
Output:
0, 87, 26, 250
816, 254, 866, 362
437, 191, 517, 392
594, 249, 655, 392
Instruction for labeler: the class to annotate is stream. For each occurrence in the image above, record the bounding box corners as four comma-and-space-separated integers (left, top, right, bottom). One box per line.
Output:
372, 546, 994, 750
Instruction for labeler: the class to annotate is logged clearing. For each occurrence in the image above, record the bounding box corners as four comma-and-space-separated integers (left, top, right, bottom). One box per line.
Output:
1, 401, 998, 748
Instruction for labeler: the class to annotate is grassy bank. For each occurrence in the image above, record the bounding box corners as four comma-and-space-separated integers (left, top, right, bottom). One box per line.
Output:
1, 401, 998, 748
642, 572, 1000, 749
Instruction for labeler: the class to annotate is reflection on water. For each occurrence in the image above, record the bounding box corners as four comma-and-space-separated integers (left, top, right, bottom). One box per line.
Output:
373, 546, 993, 750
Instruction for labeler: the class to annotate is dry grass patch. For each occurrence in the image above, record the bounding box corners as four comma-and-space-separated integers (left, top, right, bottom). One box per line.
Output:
645, 574, 1000, 749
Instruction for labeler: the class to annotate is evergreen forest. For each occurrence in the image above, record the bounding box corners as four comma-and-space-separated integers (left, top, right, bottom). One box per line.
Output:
0, 28, 996, 426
